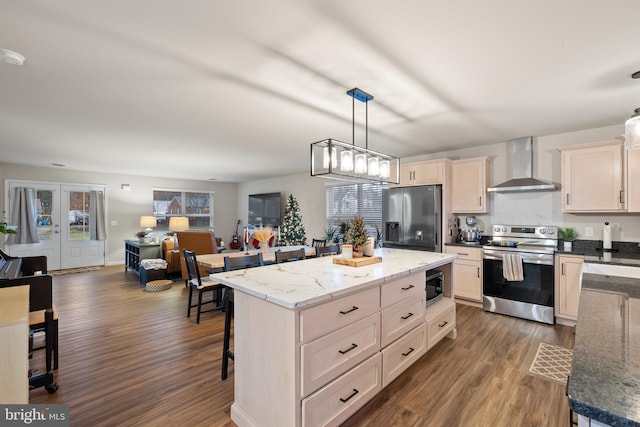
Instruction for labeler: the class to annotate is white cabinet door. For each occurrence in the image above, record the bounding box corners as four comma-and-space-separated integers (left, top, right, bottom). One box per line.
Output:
451, 157, 489, 213
560, 140, 625, 212
555, 255, 584, 320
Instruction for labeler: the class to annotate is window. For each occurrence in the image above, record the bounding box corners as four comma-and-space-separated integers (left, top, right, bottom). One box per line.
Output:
153, 189, 214, 230
326, 183, 382, 243
68, 191, 91, 240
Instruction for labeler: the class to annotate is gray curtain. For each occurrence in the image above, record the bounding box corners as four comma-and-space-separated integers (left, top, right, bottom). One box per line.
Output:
6, 187, 40, 244
89, 190, 106, 240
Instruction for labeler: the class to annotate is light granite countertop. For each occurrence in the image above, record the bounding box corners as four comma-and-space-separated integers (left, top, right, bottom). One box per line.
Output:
568, 273, 640, 427
208, 247, 456, 309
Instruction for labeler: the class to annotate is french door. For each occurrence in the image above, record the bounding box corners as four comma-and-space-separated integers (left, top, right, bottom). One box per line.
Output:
5, 180, 107, 270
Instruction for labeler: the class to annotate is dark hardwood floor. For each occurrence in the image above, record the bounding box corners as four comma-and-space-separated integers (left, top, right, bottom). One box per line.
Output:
30, 265, 574, 426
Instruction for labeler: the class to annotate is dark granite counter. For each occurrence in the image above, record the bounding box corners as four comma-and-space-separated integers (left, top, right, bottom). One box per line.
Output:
567, 273, 640, 427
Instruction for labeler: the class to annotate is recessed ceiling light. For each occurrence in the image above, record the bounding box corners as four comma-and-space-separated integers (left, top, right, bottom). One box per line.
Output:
49, 163, 67, 167
633, 71, 640, 79
0, 49, 25, 66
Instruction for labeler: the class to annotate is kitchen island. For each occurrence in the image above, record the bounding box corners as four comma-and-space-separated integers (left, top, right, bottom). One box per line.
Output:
568, 273, 640, 427
209, 247, 457, 427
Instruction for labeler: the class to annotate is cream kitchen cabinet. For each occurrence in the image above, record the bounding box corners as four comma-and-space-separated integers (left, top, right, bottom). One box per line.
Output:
445, 245, 483, 303
210, 251, 458, 427
554, 253, 584, 323
395, 159, 450, 187
451, 157, 490, 213
559, 140, 625, 212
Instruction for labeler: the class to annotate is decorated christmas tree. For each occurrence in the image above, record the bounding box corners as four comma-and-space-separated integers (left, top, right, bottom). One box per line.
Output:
281, 194, 307, 245
345, 216, 368, 250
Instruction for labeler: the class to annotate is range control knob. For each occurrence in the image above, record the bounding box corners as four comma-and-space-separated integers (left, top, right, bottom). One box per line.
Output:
539, 228, 546, 234
494, 226, 501, 233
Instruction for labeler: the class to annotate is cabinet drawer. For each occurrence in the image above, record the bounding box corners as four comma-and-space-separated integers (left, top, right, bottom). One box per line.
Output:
381, 272, 424, 308
301, 313, 381, 397
300, 286, 380, 343
381, 323, 427, 387
445, 246, 482, 261
426, 304, 455, 350
381, 295, 425, 347
302, 353, 382, 427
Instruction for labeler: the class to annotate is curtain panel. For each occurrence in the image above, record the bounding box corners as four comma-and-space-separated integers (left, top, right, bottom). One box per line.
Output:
6, 187, 40, 244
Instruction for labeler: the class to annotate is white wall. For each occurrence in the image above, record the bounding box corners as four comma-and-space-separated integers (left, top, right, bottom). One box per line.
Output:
0, 164, 238, 265
237, 173, 329, 243
240, 124, 640, 244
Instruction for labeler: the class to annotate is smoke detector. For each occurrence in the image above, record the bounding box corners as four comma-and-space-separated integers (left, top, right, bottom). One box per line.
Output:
0, 49, 25, 65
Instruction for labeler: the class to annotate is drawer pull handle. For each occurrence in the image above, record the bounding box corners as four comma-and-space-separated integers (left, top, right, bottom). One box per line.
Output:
340, 388, 359, 403
339, 306, 359, 315
402, 347, 415, 357
338, 343, 358, 354
438, 320, 448, 328
401, 284, 415, 291
401, 312, 414, 320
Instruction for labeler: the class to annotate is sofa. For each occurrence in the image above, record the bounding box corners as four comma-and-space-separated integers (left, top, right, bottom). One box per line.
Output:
176, 230, 220, 281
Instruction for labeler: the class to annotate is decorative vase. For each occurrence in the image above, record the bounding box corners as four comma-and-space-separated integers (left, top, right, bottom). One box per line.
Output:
563, 241, 572, 252
352, 247, 364, 258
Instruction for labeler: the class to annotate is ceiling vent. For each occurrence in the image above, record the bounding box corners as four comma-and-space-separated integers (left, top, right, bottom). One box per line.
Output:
487, 136, 557, 192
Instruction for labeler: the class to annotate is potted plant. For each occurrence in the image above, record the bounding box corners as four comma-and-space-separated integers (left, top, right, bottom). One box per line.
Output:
0, 211, 17, 235
345, 216, 369, 257
558, 227, 578, 251
135, 230, 147, 243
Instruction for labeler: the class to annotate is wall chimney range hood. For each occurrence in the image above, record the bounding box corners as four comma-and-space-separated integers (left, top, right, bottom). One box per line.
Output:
487, 136, 557, 192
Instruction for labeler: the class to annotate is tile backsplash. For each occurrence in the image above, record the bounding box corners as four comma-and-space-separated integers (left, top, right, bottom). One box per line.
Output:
486, 191, 562, 226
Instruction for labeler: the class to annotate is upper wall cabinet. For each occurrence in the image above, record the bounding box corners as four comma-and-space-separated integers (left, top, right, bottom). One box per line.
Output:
393, 159, 450, 187
451, 157, 490, 213
559, 140, 625, 212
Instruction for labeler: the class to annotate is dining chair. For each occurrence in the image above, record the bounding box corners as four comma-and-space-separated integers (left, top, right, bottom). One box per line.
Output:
183, 249, 223, 324
316, 245, 341, 257
275, 248, 306, 264
311, 238, 327, 248
221, 253, 264, 380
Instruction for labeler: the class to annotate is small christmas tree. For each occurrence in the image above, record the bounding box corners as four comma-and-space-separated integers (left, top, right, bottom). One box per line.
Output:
281, 194, 307, 245
345, 216, 368, 250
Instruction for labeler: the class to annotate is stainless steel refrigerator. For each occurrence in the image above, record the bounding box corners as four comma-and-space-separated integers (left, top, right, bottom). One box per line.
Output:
382, 185, 442, 252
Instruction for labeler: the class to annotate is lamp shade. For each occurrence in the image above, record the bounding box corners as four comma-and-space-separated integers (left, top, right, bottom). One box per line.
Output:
625, 108, 640, 149
168, 216, 189, 232
139, 216, 157, 229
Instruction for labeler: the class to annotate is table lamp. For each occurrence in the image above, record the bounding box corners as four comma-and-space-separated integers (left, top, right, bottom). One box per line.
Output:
169, 216, 190, 249
139, 216, 157, 235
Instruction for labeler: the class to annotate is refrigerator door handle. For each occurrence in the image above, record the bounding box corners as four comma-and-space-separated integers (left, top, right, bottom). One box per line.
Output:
434, 213, 438, 245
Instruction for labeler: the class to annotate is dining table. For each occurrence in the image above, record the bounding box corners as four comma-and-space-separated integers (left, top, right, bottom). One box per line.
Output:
196, 245, 317, 270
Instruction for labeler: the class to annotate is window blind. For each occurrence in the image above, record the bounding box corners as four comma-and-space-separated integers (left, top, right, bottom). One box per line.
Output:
326, 183, 382, 243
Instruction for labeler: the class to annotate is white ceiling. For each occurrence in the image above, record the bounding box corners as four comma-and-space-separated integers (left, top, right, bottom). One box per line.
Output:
2, 0, 640, 183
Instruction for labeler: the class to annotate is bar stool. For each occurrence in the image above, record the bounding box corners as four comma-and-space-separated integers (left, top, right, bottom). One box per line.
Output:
221, 253, 264, 380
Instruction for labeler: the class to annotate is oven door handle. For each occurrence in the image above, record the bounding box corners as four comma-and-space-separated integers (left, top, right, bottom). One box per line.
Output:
483, 252, 554, 265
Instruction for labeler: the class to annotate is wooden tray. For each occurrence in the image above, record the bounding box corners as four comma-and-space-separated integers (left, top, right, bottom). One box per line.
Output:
332, 256, 382, 267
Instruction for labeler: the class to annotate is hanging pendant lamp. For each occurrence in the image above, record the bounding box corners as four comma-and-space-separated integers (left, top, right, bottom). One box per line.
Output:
625, 107, 640, 150
625, 71, 640, 150
310, 88, 399, 184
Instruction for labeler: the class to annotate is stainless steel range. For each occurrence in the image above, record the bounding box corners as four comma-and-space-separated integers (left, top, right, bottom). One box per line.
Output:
482, 225, 558, 324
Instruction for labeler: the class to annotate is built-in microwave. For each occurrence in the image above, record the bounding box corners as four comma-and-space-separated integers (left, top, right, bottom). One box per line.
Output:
426, 270, 444, 306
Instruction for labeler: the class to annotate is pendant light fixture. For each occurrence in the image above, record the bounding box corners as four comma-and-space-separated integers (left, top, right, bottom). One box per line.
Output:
310, 88, 399, 184
625, 71, 640, 150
